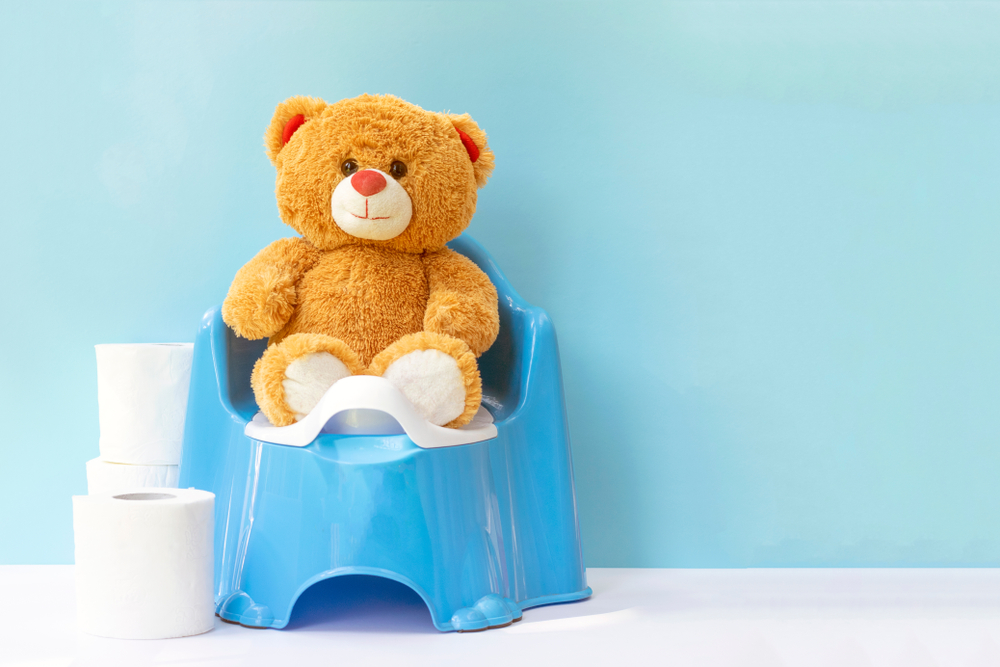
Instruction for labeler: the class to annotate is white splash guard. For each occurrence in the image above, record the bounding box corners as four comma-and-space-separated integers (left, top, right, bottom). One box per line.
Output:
244, 375, 497, 449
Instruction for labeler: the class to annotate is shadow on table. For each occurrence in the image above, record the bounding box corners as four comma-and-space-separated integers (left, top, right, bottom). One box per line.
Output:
284, 574, 438, 634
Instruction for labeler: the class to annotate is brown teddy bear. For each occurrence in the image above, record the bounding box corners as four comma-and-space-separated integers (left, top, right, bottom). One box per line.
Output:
222, 94, 499, 429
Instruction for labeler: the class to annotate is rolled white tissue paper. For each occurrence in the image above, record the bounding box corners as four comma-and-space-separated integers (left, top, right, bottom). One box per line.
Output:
96, 343, 193, 465
73, 487, 215, 639
86, 457, 179, 495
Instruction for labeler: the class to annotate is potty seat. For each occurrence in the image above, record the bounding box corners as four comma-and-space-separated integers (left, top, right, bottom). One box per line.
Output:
178, 234, 591, 632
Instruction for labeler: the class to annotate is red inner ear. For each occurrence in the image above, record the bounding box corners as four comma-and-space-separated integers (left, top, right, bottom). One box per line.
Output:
456, 128, 480, 163
282, 114, 306, 146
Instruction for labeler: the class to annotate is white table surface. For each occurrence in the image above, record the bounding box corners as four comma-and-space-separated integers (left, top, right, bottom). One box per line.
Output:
4, 566, 1000, 666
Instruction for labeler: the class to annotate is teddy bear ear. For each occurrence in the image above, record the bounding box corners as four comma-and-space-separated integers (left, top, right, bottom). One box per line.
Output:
264, 96, 329, 165
447, 114, 494, 188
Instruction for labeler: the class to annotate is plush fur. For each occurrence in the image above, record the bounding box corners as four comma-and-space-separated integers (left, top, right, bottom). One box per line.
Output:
225, 94, 499, 428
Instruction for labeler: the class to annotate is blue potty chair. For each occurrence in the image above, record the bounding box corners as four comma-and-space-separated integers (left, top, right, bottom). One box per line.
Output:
179, 235, 591, 632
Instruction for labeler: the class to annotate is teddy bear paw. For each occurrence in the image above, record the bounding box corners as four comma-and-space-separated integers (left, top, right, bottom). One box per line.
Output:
282, 352, 352, 421
381, 349, 467, 426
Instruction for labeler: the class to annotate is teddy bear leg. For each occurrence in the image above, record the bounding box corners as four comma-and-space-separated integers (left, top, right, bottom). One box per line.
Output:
368, 332, 482, 428
251, 333, 365, 426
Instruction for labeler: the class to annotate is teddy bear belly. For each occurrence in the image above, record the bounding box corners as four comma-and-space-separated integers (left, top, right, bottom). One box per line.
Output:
272, 247, 429, 367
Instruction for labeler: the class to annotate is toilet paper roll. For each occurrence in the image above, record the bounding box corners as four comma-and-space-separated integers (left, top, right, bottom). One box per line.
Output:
96, 343, 193, 465
86, 457, 179, 495
73, 488, 215, 639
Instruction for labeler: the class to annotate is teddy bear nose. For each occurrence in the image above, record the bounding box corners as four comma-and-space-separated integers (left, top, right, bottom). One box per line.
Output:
351, 170, 387, 197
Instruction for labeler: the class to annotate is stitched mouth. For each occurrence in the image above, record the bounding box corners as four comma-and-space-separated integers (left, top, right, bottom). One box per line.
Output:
351, 199, 390, 221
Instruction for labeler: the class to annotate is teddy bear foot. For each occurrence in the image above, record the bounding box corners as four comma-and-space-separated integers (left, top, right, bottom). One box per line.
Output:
383, 349, 465, 425
369, 332, 482, 428
282, 352, 351, 420
251, 333, 364, 426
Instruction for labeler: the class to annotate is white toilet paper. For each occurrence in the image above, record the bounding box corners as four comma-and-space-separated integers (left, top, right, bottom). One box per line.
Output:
96, 343, 194, 465
73, 487, 215, 639
86, 457, 179, 495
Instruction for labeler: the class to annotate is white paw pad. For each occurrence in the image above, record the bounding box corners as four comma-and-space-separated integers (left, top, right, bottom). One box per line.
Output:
381, 349, 466, 426
283, 352, 351, 421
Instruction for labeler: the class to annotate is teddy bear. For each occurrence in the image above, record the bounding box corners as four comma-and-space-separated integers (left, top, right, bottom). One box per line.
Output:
221, 94, 499, 429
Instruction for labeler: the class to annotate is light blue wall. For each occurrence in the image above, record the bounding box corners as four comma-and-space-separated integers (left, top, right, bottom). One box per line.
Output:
2, 1, 999, 566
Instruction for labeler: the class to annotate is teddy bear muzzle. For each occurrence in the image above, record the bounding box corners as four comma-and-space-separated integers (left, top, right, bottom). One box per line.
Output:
330, 168, 413, 241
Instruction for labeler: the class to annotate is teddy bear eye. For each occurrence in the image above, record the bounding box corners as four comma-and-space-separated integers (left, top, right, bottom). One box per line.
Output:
341, 159, 359, 177
389, 161, 408, 179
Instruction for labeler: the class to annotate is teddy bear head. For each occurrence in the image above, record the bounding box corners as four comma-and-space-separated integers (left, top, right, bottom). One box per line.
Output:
264, 94, 494, 253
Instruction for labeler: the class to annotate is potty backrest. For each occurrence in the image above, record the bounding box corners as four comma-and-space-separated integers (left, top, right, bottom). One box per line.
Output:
446, 235, 527, 422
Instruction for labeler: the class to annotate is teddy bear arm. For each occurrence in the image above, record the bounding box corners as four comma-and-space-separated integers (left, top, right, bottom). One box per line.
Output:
222, 237, 319, 340
422, 250, 499, 357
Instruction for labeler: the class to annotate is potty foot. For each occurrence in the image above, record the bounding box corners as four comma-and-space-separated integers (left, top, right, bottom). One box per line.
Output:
450, 594, 522, 632
216, 591, 275, 629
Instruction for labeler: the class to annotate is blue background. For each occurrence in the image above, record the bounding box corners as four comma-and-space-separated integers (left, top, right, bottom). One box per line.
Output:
2, 1, 999, 567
